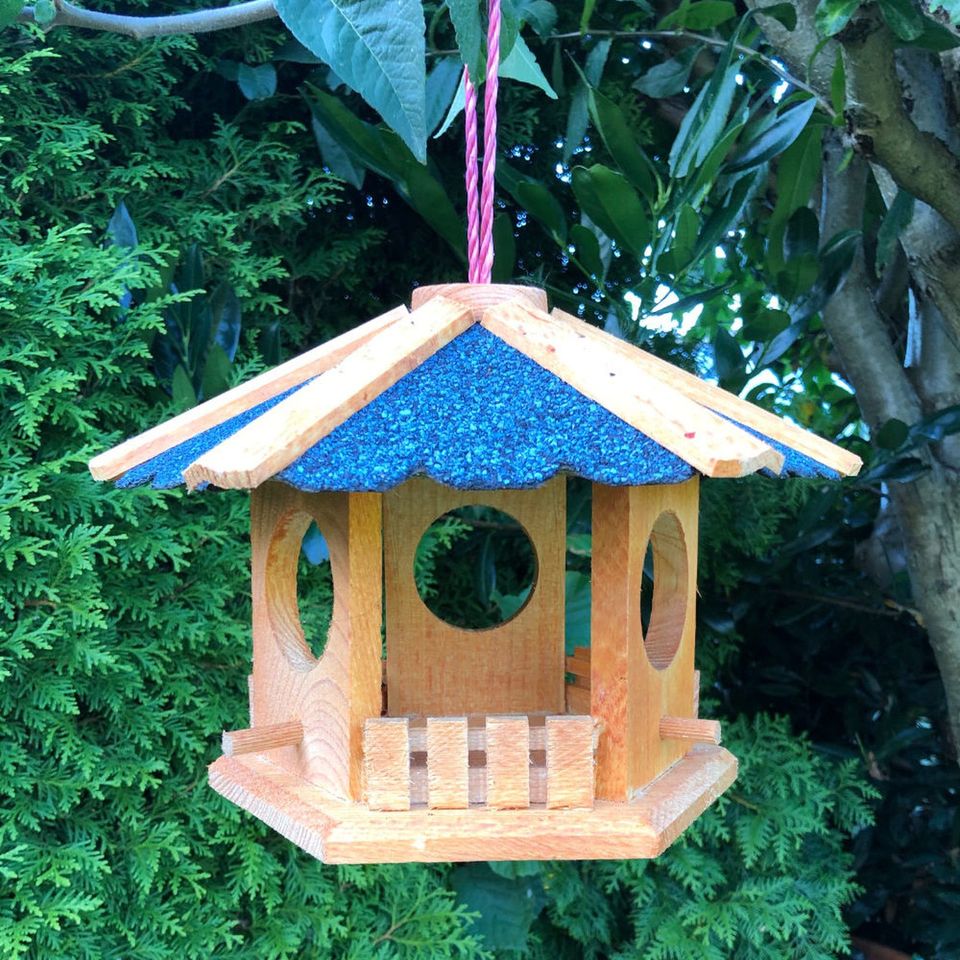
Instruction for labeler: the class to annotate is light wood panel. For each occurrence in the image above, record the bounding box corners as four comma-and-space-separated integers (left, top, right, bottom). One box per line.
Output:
248, 483, 382, 801
222, 721, 304, 756
486, 716, 532, 809
411, 283, 548, 316
659, 717, 721, 744
591, 478, 700, 799
481, 302, 784, 478
364, 718, 411, 811
550, 307, 862, 477
184, 297, 474, 490
383, 476, 566, 717
89, 305, 409, 482
208, 743, 737, 862
545, 716, 595, 809
426, 718, 470, 809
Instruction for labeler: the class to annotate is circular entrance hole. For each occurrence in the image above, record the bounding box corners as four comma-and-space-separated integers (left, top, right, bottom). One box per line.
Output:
414, 505, 538, 630
641, 511, 689, 670
297, 521, 333, 659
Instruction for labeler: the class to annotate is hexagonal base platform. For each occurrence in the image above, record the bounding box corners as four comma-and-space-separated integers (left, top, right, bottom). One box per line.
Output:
208, 744, 737, 863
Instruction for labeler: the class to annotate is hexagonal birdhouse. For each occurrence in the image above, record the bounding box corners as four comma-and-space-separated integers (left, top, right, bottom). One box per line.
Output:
89, 283, 860, 863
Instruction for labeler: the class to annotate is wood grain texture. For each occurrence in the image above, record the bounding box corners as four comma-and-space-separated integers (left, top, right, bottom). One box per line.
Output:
550, 307, 862, 477
659, 717, 721, 744
545, 715, 595, 809
591, 479, 700, 799
248, 483, 382, 801
363, 718, 410, 811
426, 717, 470, 809
89, 305, 409, 482
486, 716, 532, 809
411, 283, 548, 316
208, 743, 737, 862
184, 297, 474, 490
481, 302, 784, 478
383, 476, 566, 717
222, 721, 304, 756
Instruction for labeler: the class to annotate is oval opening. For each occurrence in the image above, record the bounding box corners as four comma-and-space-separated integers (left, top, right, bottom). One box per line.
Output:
297, 521, 333, 660
641, 511, 689, 670
414, 505, 538, 630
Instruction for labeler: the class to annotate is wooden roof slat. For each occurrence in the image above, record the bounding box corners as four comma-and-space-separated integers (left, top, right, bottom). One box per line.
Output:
183, 296, 475, 490
89, 303, 410, 482
481, 302, 785, 479
550, 308, 862, 477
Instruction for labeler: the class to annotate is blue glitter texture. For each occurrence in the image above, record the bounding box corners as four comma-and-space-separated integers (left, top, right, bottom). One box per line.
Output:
118, 325, 838, 492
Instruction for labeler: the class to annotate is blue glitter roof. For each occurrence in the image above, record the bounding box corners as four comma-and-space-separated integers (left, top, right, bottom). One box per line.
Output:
117, 326, 839, 492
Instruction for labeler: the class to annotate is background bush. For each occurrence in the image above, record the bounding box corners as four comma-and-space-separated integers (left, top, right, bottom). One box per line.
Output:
0, 7, 939, 958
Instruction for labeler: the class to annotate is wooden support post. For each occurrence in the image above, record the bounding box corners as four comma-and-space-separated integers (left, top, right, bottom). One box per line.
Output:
426, 718, 469, 809
222, 720, 304, 756
486, 716, 531, 809
659, 717, 721, 745
364, 718, 411, 811
545, 715, 595, 809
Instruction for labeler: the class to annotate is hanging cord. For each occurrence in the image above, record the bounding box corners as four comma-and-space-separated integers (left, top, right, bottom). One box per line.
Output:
462, 0, 500, 284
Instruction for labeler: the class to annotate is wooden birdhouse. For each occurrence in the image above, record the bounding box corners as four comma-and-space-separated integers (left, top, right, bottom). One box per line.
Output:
89, 283, 861, 864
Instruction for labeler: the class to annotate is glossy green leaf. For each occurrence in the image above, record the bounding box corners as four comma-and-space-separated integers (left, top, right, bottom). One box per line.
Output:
911, 404, 960, 442
777, 254, 819, 301
814, 0, 861, 36
658, 0, 736, 29
756, 2, 797, 29
875, 418, 909, 450
311, 115, 364, 188
200, 344, 231, 401
275, 0, 427, 161
579, 0, 597, 33
171, 364, 197, 412
570, 223, 605, 278
571, 165, 649, 257
648, 285, 727, 316
742, 308, 790, 341
513, 0, 557, 35
237, 63, 277, 101
564, 569, 591, 651
425, 57, 462, 136
713, 328, 747, 390
516, 180, 567, 242
768, 123, 823, 269
447, 0, 483, 78
450, 864, 546, 951
877, 0, 925, 40
669, 63, 740, 178
33, 0, 55, 24
784, 207, 820, 260
588, 88, 657, 196
876, 189, 914, 268
0, 0, 22, 28
492, 213, 516, 282
564, 39, 610, 162
633, 46, 699, 97
726, 98, 817, 173
903, 16, 960, 50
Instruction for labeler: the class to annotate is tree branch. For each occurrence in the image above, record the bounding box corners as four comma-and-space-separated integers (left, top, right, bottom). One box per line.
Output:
18, 0, 277, 39
842, 9, 960, 236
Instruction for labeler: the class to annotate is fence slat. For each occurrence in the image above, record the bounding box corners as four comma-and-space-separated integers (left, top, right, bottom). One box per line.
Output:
426, 717, 469, 809
545, 715, 594, 809
364, 717, 410, 810
486, 716, 531, 809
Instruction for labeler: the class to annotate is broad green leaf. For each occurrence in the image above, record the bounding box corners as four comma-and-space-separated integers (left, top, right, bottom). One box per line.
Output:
756, 2, 797, 29
200, 344, 231, 401
513, 0, 557, 35
487, 860, 542, 878
875, 418, 909, 450
275, 0, 427, 161
0, 0, 23, 28
33, 0, 55, 24
425, 57, 462, 136
725, 98, 817, 173
658, 0, 736, 29
570, 223, 605, 278
447, 0, 483, 78
633, 47, 699, 97
777, 254, 819, 300
911, 403, 960, 442
713, 328, 747, 390
571, 165, 649, 257
903, 16, 960, 49
564, 39, 610, 162
450, 864, 546, 952
742, 308, 790, 341
516, 181, 567, 242
106, 201, 138, 249
669, 63, 740, 177
690, 170, 760, 263
784, 207, 820, 260
768, 123, 823, 270
814, 0, 861, 36
273, 37, 324, 63
171, 364, 197, 412
237, 63, 277, 101
311, 115, 365, 188
587, 88, 657, 197
565, 569, 591, 650
580, 0, 597, 33
648, 285, 727, 316
435, 35, 556, 138
877, 0, 925, 40
876, 189, 914, 267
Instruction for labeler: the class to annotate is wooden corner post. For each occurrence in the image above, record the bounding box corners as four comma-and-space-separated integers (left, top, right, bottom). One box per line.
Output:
590, 477, 700, 799
248, 483, 383, 801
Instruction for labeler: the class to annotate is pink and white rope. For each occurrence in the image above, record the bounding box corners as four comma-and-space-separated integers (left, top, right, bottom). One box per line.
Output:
462, 0, 501, 284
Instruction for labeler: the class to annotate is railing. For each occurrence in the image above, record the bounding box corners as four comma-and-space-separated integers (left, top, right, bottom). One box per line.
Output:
363, 714, 597, 811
